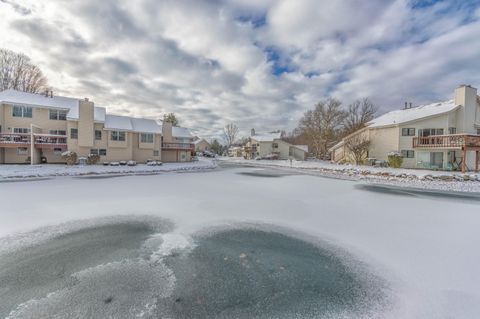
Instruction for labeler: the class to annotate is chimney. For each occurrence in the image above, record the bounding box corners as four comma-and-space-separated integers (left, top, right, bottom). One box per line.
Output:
84, 98, 89, 102
45, 89, 49, 97
454, 84, 478, 133
409, 102, 412, 109
404, 102, 407, 109
250, 128, 255, 136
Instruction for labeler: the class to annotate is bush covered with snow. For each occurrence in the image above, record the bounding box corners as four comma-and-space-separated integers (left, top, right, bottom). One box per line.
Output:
87, 154, 100, 165
387, 152, 403, 168
61, 151, 77, 165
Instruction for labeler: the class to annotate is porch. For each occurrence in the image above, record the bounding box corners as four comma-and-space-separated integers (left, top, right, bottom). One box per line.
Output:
412, 134, 480, 173
0, 133, 68, 149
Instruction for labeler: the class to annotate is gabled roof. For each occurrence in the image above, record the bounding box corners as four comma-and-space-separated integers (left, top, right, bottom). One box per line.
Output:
251, 131, 282, 142
292, 145, 308, 152
368, 100, 459, 128
172, 126, 193, 138
0, 89, 106, 122
193, 138, 210, 145
105, 115, 161, 133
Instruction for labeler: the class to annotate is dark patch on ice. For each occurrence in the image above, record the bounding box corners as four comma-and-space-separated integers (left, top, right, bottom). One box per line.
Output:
0, 216, 172, 318
74, 174, 126, 179
158, 229, 387, 318
237, 170, 293, 178
357, 184, 480, 201
0, 177, 52, 183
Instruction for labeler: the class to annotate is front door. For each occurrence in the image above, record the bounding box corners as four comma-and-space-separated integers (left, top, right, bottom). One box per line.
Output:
430, 152, 443, 169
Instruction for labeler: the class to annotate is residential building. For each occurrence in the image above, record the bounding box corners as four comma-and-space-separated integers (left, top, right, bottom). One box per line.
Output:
244, 129, 308, 160
330, 85, 480, 172
193, 137, 211, 153
0, 89, 194, 164
228, 146, 243, 157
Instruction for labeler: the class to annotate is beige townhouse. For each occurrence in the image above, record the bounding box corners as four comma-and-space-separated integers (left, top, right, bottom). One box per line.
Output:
244, 129, 308, 160
330, 84, 480, 172
193, 138, 211, 153
0, 89, 194, 164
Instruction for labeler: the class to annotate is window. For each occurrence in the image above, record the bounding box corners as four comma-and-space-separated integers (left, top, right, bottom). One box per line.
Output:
53, 148, 63, 156
401, 150, 415, 158
111, 131, 126, 141
153, 150, 159, 156
13, 128, 30, 134
12, 105, 32, 118
418, 128, 444, 137
49, 130, 66, 136
90, 149, 99, 155
140, 133, 154, 143
401, 128, 415, 136
17, 147, 28, 155
99, 149, 107, 156
95, 130, 102, 140
70, 128, 78, 139
272, 143, 278, 148
477, 128, 480, 135
49, 109, 67, 120
449, 127, 457, 134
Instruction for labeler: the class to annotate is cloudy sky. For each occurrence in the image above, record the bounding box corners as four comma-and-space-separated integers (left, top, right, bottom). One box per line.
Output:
1, 0, 479, 139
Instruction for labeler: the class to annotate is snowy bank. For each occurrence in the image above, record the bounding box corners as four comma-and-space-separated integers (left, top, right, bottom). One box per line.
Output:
0, 158, 217, 179
219, 157, 480, 193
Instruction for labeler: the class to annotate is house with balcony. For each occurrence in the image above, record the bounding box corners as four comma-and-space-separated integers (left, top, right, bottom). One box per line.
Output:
0, 89, 194, 164
330, 84, 480, 172
244, 129, 308, 160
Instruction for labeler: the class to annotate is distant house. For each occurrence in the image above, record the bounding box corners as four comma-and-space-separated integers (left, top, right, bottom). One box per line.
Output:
194, 138, 211, 153
228, 146, 243, 157
329, 85, 480, 172
244, 129, 308, 160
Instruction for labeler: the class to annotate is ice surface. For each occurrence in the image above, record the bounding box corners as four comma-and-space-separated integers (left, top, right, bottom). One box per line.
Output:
0, 166, 479, 318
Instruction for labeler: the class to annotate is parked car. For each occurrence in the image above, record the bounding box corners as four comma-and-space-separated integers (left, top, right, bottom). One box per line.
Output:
203, 150, 216, 158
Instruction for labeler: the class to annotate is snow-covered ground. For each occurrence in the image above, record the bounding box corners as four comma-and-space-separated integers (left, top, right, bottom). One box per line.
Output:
0, 166, 479, 318
219, 157, 480, 193
0, 158, 217, 179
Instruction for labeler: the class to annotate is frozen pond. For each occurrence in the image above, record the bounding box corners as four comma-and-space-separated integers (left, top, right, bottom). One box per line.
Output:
0, 166, 479, 318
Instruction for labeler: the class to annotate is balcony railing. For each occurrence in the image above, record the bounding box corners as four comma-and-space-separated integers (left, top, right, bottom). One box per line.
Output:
0, 133, 31, 146
0, 133, 67, 148
34, 134, 68, 148
162, 142, 194, 150
412, 134, 480, 149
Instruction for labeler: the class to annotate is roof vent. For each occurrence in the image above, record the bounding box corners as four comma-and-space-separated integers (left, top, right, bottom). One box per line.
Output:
84, 98, 89, 102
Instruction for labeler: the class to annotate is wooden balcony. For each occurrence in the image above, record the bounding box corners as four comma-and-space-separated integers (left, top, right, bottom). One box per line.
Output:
0, 133, 31, 147
412, 134, 480, 150
162, 142, 194, 151
33, 134, 67, 149
0, 133, 67, 149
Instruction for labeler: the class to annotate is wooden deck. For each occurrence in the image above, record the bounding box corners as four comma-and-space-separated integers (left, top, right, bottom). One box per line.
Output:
0, 133, 67, 149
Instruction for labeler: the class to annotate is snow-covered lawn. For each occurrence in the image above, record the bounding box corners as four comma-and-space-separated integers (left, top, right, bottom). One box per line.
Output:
0, 158, 217, 179
219, 157, 480, 193
0, 167, 479, 318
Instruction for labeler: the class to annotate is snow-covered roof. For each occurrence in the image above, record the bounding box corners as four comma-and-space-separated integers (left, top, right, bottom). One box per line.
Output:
292, 145, 308, 152
104, 115, 162, 133
131, 118, 161, 133
368, 100, 459, 128
172, 126, 193, 138
194, 138, 209, 145
0, 89, 107, 122
251, 132, 282, 142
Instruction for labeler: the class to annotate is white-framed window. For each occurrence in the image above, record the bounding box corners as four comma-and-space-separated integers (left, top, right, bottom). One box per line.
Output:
418, 128, 444, 137
272, 143, 278, 148
449, 127, 457, 134
90, 149, 99, 155
401, 128, 415, 136
95, 130, 102, 140
53, 148, 63, 156
49, 109, 67, 120
153, 150, 159, 156
49, 130, 66, 136
401, 150, 415, 158
70, 128, 78, 139
17, 147, 28, 155
99, 149, 107, 156
13, 128, 30, 134
140, 133, 154, 143
12, 105, 32, 118
111, 131, 126, 141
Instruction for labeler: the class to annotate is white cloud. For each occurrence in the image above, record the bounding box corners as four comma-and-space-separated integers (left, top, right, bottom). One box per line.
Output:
0, 0, 479, 139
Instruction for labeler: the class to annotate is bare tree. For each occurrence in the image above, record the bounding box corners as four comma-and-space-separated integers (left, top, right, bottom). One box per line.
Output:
344, 98, 377, 136
223, 123, 239, 148
298, 98, 346, 158
163, 113, 179, 126
0, 48, 48, 93
345, 133, 371, 165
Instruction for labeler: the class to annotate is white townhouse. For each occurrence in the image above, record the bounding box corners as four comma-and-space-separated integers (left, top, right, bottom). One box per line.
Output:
330, 85, 480, 172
